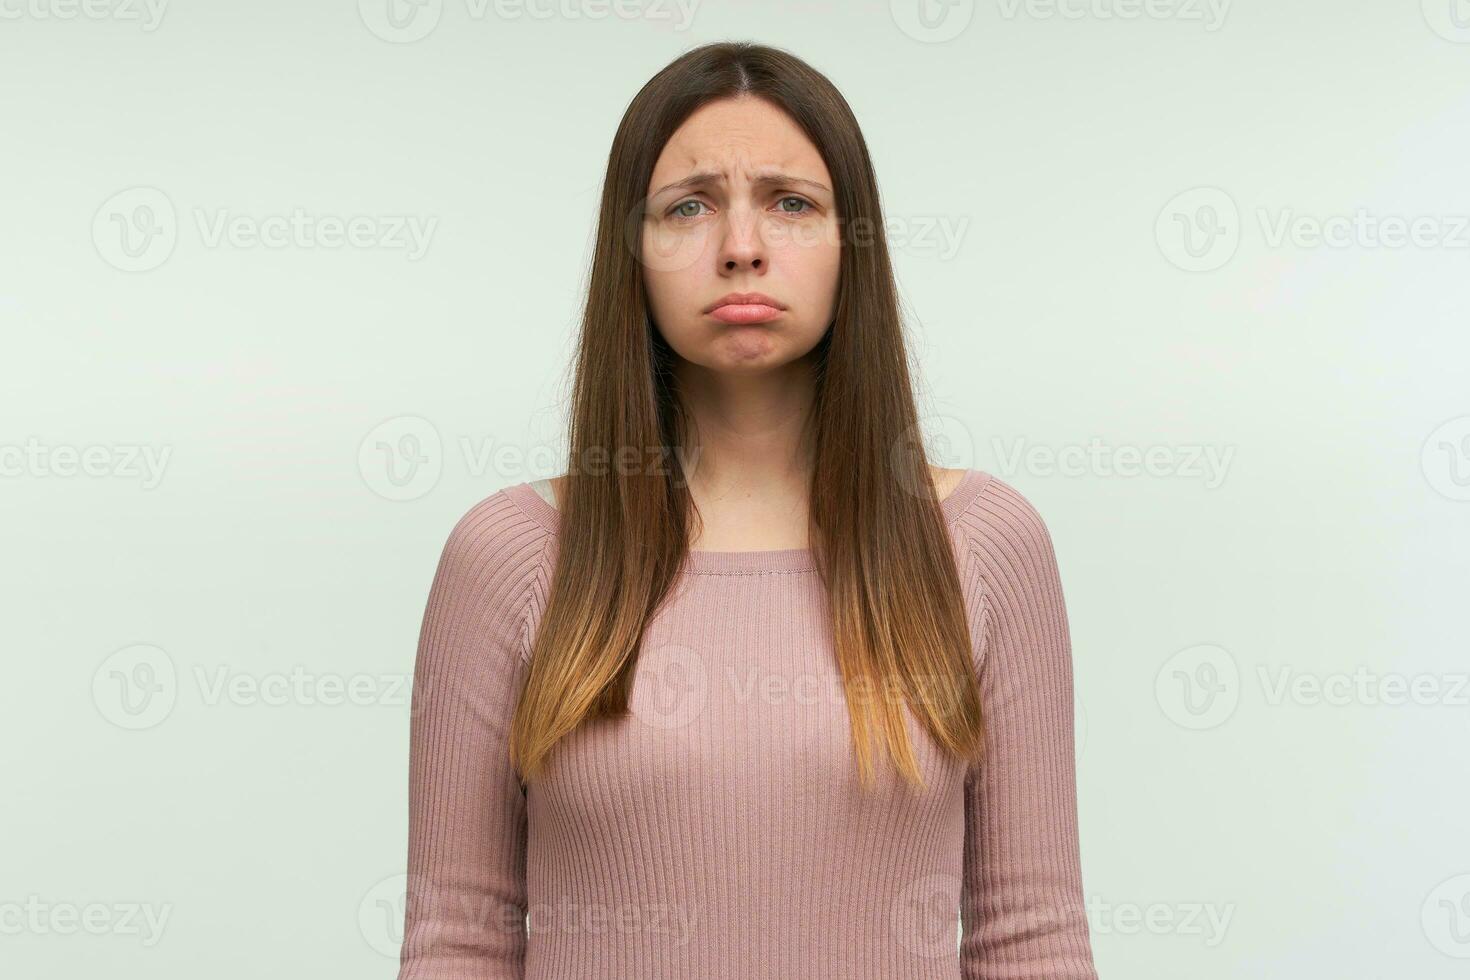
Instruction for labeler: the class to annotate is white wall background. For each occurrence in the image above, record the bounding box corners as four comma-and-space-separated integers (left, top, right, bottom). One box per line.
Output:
3, 1, 1468, 977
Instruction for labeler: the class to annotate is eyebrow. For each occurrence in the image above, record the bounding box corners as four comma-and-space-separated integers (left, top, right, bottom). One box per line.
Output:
650, 170, 831, 199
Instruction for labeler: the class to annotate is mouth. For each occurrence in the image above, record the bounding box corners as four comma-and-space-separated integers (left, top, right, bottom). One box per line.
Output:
704, 292, 787, 325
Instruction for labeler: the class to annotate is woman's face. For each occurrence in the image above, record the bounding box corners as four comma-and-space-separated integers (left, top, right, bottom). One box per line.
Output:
640, 95, 840, 373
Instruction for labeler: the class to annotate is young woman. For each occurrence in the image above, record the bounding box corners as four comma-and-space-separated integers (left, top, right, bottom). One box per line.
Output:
397, 41, 1099, 980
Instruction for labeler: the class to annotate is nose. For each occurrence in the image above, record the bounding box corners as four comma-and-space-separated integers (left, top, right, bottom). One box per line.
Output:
716, 205, 765, 272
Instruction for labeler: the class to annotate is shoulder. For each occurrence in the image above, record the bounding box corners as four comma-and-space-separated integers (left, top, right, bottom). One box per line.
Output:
948, 470, 1065, 589
427, 485, 557, 630
440, 485, 554, 561
946, 474, 1072, 681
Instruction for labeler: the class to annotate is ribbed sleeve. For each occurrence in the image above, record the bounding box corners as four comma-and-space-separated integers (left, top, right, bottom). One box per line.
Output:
955, 477, 1099, 979
397, 492, 552, 980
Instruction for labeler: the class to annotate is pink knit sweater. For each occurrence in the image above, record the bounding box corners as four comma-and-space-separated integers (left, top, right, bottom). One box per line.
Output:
397, 468, 1099, 979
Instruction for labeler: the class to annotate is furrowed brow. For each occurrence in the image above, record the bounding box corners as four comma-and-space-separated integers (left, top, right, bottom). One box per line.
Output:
651, 170, 831, 199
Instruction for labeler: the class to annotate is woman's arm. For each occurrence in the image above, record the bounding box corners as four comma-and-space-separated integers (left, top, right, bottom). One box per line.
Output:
398, 499, 539, 980
959, 477, 1100, 979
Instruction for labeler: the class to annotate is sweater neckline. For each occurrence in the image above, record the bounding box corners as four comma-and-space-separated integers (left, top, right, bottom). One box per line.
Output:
503, 469, 990, 574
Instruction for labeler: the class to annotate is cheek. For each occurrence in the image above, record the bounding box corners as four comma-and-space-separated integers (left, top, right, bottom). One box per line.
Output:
776, 217, 838, 271
640, 253, 702, 355
776, 225, 841, 311
641, 222, 713, 279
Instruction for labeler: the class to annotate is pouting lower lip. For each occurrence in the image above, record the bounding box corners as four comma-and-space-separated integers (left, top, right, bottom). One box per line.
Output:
709, 304, 783, 324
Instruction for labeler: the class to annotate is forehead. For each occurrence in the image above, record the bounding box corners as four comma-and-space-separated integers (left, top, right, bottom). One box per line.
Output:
648, 96, 830, 188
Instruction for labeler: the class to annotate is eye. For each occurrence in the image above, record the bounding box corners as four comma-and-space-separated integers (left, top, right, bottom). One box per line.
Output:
669, 199, 709, 220
666, 195, 814, 220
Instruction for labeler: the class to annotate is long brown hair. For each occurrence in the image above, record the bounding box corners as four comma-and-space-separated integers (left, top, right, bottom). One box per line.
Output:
509, 41, 983, 790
